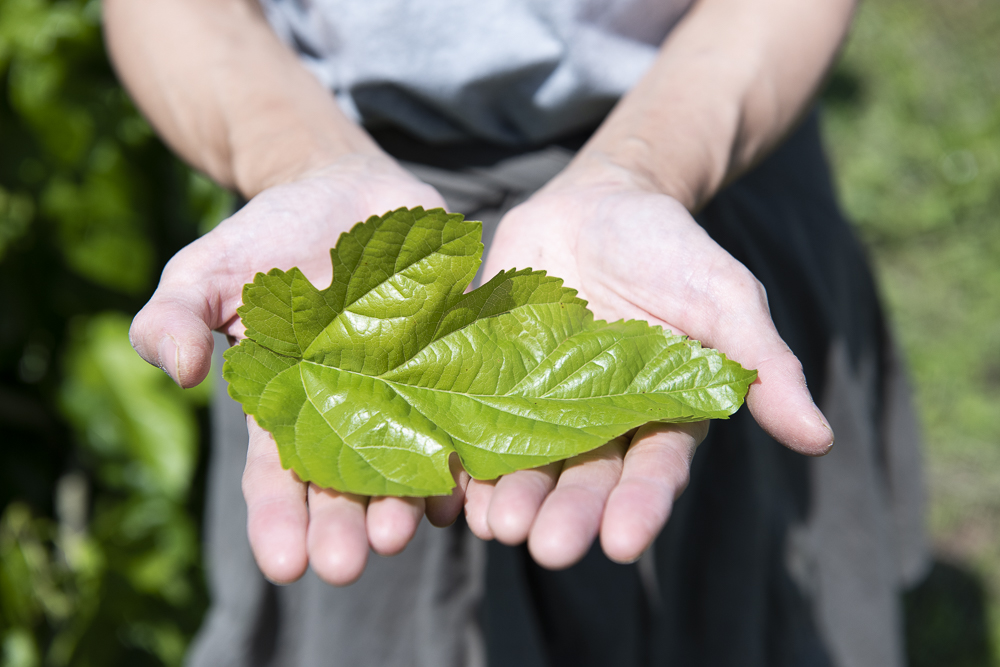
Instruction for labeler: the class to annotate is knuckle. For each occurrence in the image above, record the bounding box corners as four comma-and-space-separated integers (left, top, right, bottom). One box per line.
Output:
749, 278, 769, 311
722, 269, 768, 312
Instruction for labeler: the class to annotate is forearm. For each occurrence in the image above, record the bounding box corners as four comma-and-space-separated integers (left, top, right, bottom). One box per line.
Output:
103, 0, 380, 197
575, 0, 856, 210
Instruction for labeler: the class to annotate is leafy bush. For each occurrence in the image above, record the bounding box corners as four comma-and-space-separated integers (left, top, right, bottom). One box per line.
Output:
0, 0, 230, 664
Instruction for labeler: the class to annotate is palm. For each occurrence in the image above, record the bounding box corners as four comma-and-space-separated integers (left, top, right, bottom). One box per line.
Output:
130, 161, 453, 586
483, 188, 724, 336
466, 182, 831, 569
153, 164, 446, 350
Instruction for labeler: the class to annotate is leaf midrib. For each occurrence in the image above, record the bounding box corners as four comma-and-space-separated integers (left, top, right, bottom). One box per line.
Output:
299, 358, 728, 406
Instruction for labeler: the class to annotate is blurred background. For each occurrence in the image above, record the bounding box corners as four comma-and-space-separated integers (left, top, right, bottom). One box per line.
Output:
0, 0, 997, 665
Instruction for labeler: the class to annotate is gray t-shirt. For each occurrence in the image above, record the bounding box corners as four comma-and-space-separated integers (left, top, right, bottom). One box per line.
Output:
259, 0, 694, 144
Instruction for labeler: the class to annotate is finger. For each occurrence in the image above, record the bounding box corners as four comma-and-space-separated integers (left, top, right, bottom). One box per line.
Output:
243, 417, 309, 584
426, 453, 470, 528
526, 441, 626, 569
599, 422, 706, 563
130, 251, 221, 388
487, 462, 561, 546
685, 265, 833, 456
306, 484, 370, 586
464, 478, 498, 540
746, 348, 832, 456
366, 496, 425, 556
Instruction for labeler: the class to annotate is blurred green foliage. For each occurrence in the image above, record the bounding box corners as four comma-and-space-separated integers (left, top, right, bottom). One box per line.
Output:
823, 0, 1000, 662
0, 0, 231, 664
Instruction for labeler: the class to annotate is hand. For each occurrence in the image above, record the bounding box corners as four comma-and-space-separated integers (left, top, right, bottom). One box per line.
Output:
464, 159, 834, 569
130, 155, 466, 585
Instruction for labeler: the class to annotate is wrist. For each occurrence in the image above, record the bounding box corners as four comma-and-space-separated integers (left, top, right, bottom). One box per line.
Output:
555, 39, 752, 212
228, 120, 386, 198
565, 98, 740, 212
542, 148, 696, 211
232, 151, 447, 227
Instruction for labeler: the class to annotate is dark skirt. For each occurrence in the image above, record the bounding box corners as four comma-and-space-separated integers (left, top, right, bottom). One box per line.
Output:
186, 111, 925, 667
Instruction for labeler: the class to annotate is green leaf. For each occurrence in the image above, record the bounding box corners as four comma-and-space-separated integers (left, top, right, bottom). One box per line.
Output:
223, 207, 756, 496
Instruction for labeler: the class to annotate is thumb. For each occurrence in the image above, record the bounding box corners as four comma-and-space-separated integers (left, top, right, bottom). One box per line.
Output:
685, 269, 833, 457
130, 288, 217, 389
742, 339, 833, 457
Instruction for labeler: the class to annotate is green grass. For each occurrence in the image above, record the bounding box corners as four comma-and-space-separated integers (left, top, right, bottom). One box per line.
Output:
823, 0, 1000, 661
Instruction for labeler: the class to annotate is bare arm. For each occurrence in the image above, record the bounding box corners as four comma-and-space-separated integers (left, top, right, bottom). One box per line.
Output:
580, 0, 856, 209
105, 0, 453, 587
103, 0, 380, 197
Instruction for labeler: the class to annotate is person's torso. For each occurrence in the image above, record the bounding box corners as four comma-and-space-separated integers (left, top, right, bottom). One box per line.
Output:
260, 0, 694, 144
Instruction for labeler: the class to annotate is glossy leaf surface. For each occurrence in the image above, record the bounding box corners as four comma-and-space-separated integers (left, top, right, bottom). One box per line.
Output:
223, 207, 757, 496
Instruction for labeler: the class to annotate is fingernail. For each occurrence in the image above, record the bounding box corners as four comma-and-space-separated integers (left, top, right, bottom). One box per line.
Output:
813, 403, 835, 452
615, 552, 644, 565
158, 335, 181, 386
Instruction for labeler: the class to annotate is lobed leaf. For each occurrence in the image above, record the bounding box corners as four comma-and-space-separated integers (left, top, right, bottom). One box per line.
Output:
223, 207, 756, 496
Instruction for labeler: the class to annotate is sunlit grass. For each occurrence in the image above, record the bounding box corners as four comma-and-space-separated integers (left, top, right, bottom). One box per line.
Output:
824, 0, 1000, 661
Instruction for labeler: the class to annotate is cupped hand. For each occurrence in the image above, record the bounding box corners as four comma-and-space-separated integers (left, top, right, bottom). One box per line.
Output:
465, 160, 834, 569
129, 154, 466, 585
